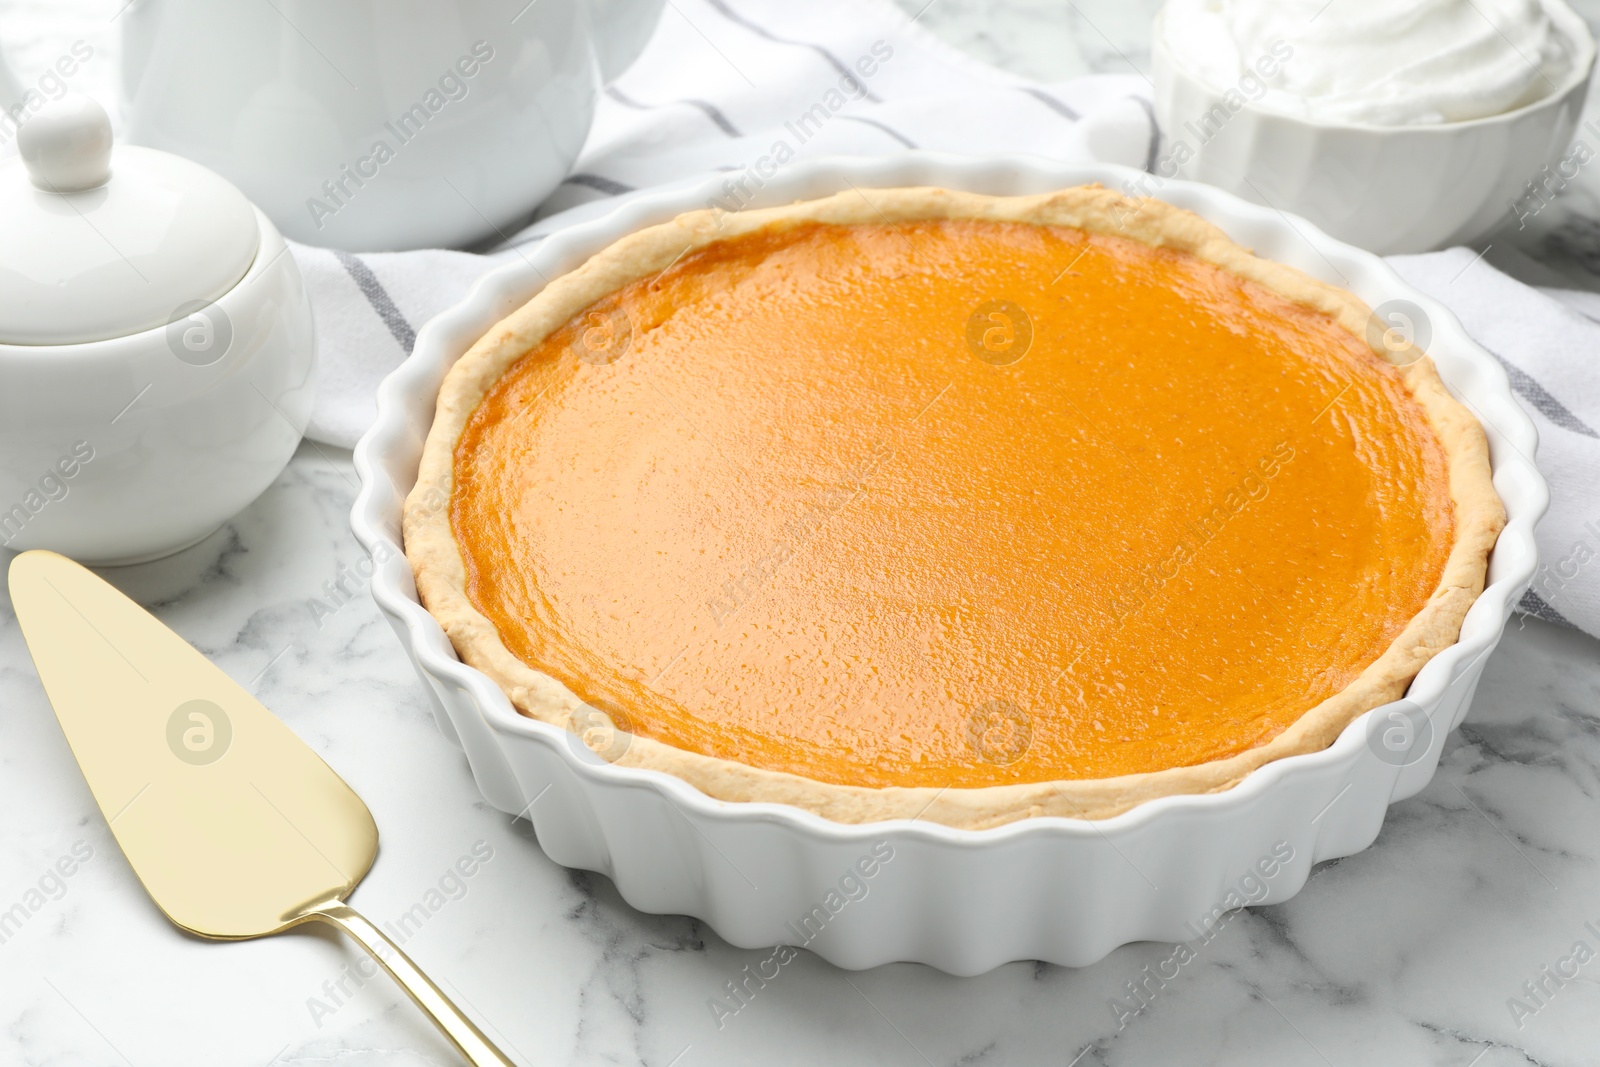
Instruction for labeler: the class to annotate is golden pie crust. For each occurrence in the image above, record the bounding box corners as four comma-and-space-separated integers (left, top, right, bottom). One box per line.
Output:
405, 185, 1504, 829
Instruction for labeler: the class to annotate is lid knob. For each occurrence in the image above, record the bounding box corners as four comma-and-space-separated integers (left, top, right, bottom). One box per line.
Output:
19, 93, 113, 193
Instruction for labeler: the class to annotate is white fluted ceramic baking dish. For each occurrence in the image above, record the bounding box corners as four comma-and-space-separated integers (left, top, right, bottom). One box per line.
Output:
351, 154, 1546, 974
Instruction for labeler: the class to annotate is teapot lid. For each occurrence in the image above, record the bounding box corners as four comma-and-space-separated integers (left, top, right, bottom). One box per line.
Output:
0, 94, 259, 345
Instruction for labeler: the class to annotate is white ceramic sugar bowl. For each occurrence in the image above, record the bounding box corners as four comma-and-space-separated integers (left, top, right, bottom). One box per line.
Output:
0, 95, 315, 565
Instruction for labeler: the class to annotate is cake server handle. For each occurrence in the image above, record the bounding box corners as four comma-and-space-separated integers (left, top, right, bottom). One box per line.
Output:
305, 901, 518, 1066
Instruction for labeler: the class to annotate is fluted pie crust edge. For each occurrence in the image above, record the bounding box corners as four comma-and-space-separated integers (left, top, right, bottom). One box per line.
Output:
404, 185, 1505, 829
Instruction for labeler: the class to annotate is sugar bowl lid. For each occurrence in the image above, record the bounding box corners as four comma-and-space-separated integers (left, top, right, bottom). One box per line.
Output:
0, 94, 260, 345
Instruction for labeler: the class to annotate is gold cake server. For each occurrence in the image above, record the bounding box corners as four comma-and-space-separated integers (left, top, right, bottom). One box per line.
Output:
9, 550, 515, 1067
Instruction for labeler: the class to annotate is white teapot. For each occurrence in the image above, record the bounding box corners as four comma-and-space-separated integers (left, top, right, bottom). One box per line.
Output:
0, 95, 315, 565
118, 0, 666, 252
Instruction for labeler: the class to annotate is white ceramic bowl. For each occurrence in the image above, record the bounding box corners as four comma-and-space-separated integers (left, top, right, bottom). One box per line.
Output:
352, 154, 1546, 974
1150, 6, 1596, 255
0, 209, 315, 565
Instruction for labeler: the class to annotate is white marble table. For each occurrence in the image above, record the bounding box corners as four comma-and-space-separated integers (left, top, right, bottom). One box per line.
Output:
5, 3, 1600, 1066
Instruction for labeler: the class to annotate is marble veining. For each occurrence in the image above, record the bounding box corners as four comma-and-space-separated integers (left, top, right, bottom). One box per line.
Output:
2, 443, 1598, 1067
3, 1, 1600, 1065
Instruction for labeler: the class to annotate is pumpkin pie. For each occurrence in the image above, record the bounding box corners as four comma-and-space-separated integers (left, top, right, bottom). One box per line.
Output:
405, 186, 1503, 829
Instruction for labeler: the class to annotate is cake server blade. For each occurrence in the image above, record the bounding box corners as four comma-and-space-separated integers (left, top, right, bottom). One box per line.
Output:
9, 549, 514, 1067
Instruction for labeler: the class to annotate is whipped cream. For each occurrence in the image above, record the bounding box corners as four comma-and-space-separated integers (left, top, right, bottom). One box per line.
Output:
1160, 0, 1581, 125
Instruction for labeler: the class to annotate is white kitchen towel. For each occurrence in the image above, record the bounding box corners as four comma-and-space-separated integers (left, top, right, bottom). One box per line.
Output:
1390, 249, 1600, 637
289, 0, 1158, 447
291, 0, 1600, 640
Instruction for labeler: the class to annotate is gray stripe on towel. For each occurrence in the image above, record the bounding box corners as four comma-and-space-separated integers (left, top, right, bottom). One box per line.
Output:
1019, 87, 1081, 121
1487, 346, 1599, 439
702, 0, 883, 103
607, 85, 743, 137
563, 173, 637, 196
1125, 94, 1160, 175
333, 250, 415, 354
1519, 589, 1573, 627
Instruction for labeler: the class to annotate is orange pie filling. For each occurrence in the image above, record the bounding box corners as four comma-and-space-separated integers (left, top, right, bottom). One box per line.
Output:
451, 218, 1454, 790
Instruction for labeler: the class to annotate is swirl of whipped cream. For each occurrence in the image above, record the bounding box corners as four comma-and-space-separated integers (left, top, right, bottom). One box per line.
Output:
1160, 0, 1583, 125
